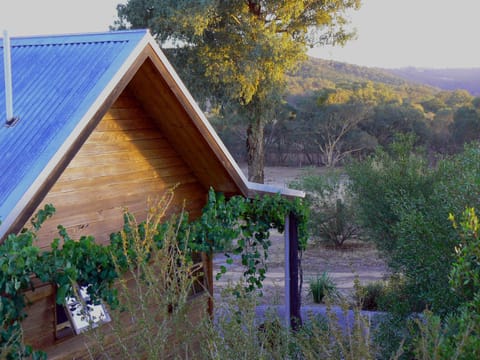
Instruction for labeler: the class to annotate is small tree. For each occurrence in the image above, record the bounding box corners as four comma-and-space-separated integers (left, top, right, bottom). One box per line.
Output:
291, 169, 359, 247
309, 104, 373, 167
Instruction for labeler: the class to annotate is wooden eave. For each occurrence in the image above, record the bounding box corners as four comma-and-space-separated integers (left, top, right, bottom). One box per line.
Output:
130, 42, 304, 200
128, 45, 248, 197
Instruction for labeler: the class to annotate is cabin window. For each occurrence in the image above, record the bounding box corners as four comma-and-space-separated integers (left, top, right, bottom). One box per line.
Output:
55, 285, 111, 339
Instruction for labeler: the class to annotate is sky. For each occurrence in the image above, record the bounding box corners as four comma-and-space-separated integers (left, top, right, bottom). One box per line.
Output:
0, 0, 479, 69
309, 0, 480, 68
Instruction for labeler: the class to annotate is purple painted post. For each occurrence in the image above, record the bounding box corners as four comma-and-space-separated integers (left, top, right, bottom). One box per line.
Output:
288, 211, 302, 329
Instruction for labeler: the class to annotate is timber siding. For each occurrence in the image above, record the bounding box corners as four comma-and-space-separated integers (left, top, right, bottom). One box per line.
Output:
34, 87, 206, 248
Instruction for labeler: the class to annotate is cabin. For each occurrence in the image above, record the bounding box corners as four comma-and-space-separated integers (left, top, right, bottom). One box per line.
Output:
0, 30, 303, 357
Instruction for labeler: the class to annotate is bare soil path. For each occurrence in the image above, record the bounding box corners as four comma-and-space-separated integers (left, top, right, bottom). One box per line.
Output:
213, 166, 388, 305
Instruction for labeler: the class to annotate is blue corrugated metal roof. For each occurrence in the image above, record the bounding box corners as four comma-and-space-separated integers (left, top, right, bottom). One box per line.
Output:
0, 30, 148, 227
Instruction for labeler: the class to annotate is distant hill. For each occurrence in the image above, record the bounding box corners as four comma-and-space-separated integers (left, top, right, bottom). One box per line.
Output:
286, 57, 438, 104
288, 57, 407, 94
288, 58, 480, 99
385, 67, 480, 96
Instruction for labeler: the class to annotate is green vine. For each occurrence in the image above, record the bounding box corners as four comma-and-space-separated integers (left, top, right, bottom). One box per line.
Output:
1, 205, 120, 359
0, 188, 308, 358
191, 189, 308, 291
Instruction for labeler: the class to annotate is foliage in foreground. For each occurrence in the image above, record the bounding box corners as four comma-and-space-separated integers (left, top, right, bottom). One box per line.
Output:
348, 136, 480, 316
86, 202, 202, 358
378, 208, 480, 360
418, 207, 480, 359
86, 209, 379, 360
200, 284, 380, 360
89, 203, 480, 360
88, 199, 378, 360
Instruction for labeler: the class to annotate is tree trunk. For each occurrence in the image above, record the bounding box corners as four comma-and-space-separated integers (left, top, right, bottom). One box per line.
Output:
247, 116, 265, 183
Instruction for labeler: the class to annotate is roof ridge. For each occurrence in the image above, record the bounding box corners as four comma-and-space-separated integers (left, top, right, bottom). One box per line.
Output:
1, 29, 149, 47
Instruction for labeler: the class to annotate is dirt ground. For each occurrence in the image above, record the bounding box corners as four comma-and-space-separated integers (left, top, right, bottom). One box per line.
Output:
213, 166, 388, 305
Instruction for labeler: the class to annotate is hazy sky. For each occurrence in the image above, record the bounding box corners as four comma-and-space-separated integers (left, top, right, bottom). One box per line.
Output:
309, 0, 480, 68
0, 0, 124, 35
0, 0, 479, 69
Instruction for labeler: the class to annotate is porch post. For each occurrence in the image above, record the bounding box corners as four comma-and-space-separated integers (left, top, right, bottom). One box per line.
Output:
284, 214, 291, 328
288, 211, 302, 329
201, 252, 214, 317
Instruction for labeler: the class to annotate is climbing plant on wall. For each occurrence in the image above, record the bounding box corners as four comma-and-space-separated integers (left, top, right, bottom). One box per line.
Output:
0, 188, 307, 357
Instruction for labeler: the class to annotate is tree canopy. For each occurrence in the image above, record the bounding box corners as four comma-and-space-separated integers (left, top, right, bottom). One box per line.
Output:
114, 0, 361, 182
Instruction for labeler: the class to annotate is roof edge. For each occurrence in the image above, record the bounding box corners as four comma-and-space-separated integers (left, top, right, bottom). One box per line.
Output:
247, 182, 305, 199
1, 29, 149, 47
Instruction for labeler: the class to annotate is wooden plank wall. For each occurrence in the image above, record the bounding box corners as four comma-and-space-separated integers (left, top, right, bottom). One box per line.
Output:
33, 88, 207, 249
128, 56, 243, 197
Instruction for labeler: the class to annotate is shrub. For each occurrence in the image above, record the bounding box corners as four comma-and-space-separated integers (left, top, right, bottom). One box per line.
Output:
372, 216, 480, 360
412, 309, 480, 360
87, 201, 203, 359
309, 272, 339, 303
410, 209, 480, 359
290, 169, 360, 247
354, 280, 386, 311
449, 207, 480, 306
295, 301, 380, 359
80, 202, 380, 359
348, 135, 480, 316
199, 283, 292, 359
204, 283, 379, 360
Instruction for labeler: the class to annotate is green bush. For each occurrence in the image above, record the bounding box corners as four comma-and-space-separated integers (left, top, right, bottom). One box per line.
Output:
412, 309, 480, 360
348, 135, 480, 316
449, 207, 480, 306
354, 280, 386, 311
290, 169, 360, 247
309, 272, 339, 303
411, 208, 480, 359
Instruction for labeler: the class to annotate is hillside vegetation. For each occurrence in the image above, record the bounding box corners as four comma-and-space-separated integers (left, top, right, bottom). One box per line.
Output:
213, 57, 480, 166
286, 57, 436, 97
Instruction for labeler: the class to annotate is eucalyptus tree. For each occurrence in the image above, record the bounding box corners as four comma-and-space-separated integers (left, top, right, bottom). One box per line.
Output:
115, 0, 361, 182
310, 104, 373, 167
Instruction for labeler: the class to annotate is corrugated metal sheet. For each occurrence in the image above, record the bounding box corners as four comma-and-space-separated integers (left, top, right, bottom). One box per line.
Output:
0, 30, 148, 227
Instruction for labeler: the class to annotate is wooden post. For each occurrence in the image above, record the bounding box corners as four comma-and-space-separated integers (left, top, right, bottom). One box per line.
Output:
201, 251, 214, 317
288, 211, 302, 330
284, 215, 291, 328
